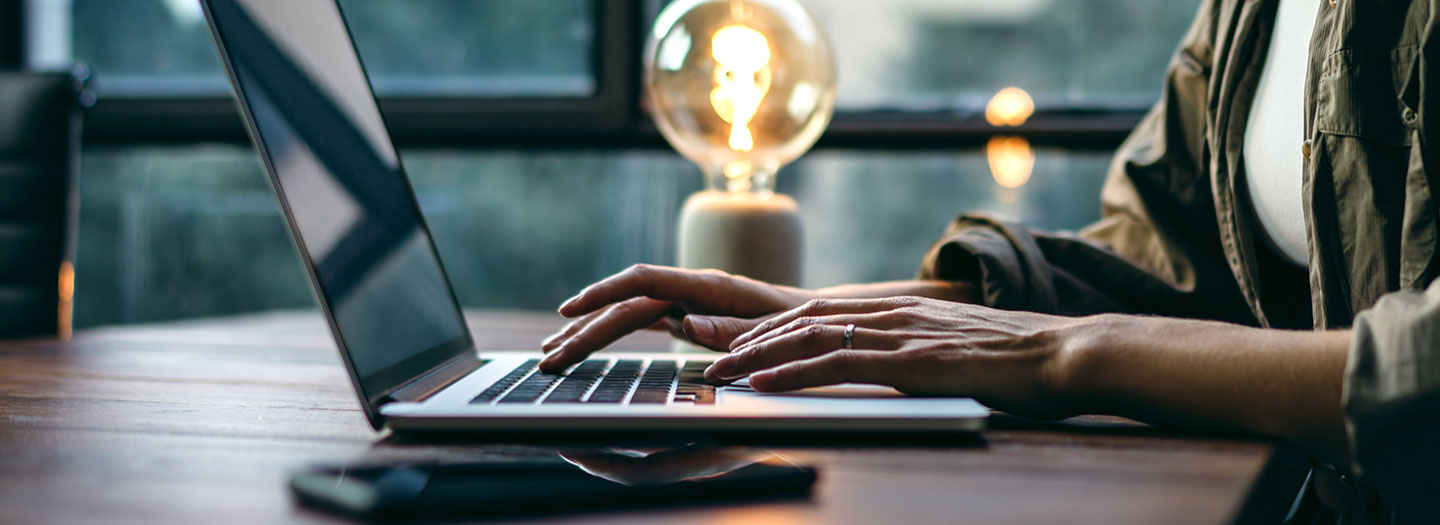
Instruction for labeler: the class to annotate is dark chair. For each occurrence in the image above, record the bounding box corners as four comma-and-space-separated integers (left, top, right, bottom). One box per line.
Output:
0, 68, 91, 339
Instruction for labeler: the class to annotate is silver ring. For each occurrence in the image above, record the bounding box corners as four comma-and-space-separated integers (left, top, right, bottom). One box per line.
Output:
842, 323, 856, 349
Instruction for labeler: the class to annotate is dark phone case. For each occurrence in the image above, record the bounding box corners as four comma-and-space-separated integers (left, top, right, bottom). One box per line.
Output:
291, 460, 817, 521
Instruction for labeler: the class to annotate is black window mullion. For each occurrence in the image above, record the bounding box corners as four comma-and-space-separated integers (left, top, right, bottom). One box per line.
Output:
0, 0, 23, 69
817, 109, 1144, 150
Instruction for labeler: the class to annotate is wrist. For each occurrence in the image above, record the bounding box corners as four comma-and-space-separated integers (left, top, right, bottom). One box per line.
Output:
1044, 313, 1128, 415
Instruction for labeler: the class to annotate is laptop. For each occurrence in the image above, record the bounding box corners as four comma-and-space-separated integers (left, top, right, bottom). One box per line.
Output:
199, 0, 988, 434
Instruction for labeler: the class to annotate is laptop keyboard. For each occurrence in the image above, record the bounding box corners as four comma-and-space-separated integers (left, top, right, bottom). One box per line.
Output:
469, 359, 541, 404
469, 358, 713, 406
578, 359, 642, 404
629, 360, 678, 404
541, 359, 609, 403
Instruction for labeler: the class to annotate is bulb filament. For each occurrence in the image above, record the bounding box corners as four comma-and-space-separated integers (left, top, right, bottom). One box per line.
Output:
710, 25, 771, 152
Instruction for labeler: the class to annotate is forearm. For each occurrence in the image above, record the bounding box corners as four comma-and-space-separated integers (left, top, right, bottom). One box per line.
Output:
815, 280, 975, 303
1058, 314, 1352, 466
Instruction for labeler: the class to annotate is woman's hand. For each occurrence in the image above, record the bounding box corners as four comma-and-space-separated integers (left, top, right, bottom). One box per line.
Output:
539, 265, 812, 373
703, 296, 1085, 420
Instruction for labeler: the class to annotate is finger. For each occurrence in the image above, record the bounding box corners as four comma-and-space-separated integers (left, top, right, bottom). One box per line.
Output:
541, 310, 601, 352
748, 350, 897, 392
648, 317, 686, 339
682, 315, 763, 352
707, 324, 896, 382
730, 297, 907, 349
540, 297, 671, 373
543, 298, 675, 351
558, 265, 763, 318
736, 312, 896, 352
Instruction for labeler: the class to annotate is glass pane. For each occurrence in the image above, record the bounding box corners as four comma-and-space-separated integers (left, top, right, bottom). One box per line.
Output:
29, 0, 596, 96
74, 146, 1108, 327
819, 0, 1202, 109
652, 0, 1203, 110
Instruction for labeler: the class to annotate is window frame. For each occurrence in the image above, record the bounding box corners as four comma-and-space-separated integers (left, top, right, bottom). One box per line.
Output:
1, 0, 21, 68
20, 0, 1142, 151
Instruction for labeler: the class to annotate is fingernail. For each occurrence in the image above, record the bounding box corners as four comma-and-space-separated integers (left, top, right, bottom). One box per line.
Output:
557, 296, 577, 313
687, 317, 715, 344
708, 357, 734, 378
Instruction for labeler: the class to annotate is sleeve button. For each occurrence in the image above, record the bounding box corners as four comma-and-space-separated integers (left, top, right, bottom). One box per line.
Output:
1302, 139, 1313, 160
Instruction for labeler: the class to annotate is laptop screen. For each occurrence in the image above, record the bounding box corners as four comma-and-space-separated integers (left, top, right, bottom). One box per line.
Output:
203, 0, 472, 407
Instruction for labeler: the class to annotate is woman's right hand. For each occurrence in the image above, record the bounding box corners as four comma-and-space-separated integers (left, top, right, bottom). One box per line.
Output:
538, 264, 811, 373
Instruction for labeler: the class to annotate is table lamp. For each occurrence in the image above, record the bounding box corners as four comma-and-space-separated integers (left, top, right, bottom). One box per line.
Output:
644, 0, 836, 286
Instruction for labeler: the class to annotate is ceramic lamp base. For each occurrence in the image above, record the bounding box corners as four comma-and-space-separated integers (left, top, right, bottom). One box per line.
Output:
676, 190, 803, 287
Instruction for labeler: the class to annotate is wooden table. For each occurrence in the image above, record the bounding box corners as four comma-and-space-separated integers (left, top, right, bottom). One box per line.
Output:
0, 311, 1298, 524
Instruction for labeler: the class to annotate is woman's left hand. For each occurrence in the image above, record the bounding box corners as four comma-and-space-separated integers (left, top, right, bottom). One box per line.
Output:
700, 296, 1086, 419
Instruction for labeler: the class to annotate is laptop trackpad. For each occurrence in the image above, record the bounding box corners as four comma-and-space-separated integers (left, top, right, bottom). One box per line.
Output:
715, 378, 987, 417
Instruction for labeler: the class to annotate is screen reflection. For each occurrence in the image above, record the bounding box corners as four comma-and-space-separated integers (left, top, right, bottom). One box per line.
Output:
208, 0, 469, 394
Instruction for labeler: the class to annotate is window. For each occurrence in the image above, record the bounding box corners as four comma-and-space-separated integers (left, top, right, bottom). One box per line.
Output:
75, 146, 1109, 326
807, 0, 1200, 110
13, 0, 1201, 327
33, 0, 597, 97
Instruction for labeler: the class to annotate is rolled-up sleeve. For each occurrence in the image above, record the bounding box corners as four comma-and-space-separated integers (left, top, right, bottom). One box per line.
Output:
1345, 3, 1440, 517
1344, 267, 1440, 520
919, 0, 1253, 324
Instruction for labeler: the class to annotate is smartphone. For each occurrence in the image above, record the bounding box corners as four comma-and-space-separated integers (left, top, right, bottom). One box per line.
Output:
290, 450, 817, 521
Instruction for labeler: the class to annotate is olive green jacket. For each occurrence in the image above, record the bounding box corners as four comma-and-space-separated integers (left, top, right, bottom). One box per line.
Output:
919, 0, 1439, 520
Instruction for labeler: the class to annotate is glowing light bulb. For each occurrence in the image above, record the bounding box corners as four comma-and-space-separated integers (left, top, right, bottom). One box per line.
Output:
645, 0, 836, 195
645, 0, 835, 288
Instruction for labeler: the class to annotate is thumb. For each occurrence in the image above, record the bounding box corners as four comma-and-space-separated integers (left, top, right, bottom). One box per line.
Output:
682, 315, 760, 352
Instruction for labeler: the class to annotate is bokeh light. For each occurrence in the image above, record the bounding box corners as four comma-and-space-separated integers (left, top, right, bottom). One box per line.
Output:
985, 87, 1035, 127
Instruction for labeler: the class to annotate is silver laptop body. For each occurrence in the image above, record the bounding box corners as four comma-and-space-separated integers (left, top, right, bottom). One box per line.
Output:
200, 0, 987, 434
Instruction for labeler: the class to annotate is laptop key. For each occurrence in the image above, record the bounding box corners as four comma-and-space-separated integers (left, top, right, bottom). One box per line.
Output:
498, 368, 565, 404
676, 360, 716, 404
542, 360, 608, 404
629, 361, 678, 404
470, 359, 540, 404
584, 361, 641, 404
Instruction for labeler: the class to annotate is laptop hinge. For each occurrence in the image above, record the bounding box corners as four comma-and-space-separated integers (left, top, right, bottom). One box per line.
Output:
385, 352, 485, 404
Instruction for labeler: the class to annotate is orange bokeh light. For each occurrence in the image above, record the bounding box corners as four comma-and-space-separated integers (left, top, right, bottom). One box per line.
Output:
985, 87, 1035, 127
987, 136, 1035, 189
58, 261, 74, 340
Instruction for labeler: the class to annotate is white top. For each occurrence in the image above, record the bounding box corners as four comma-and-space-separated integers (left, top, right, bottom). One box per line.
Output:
1243, 0, 1318, 269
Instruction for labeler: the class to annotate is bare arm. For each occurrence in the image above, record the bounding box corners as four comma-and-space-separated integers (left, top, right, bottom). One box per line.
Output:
1060, 315, 1351, 466
813, 280, 974, 303
710, 297, 1351, 467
